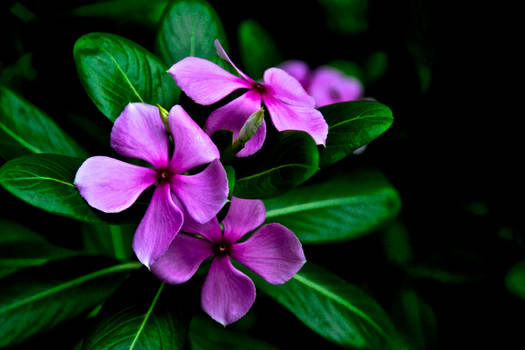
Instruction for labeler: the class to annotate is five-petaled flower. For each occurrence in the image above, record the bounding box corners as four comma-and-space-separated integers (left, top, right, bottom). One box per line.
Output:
169, 40, 328, 157
280, 60, 363, 107
151, 197, 306, 325
74, 103, 229, 268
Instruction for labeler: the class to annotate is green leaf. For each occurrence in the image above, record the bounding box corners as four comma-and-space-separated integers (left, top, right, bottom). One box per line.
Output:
156, 0, 227, 66
506, 261, 525, 299
72, 0, 169, 27
74, 32, 179, 122
238, 20, 282, 79
0, 86, 87, 159
319, 100, 393, 168
253, 263, 402, 349
224, 165, 235, 198
233, 131, 319, 199
82, 273, 188, 350
0, 257, 140, 347
264, 170, 401, 243
190, 315, 278, 350
0, 153, 103, 222
0, 219, 77, 278
82, 223, 135, 261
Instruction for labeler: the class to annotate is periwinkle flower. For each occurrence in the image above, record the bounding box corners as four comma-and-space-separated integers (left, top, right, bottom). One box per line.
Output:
280, 60, 364, 107
151, 197, 306, 325
169, 40, 328, 157
74, 103, 228, 268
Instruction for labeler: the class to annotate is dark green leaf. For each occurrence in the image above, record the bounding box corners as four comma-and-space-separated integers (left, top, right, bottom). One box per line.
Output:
190, 315, 278, 350
72, 0, 169, 27
319, 100, 393, 168
238, 20, 282, 79
253, 263, 402, 349
82, 223, 135, 261
156, 0, 227, 66
74, 32, 179, 122
264, 170, 401, 243
0, 153, 103, 222
82, 273, 188, 350
233, 131, 319, 199
506, 260, 525, 300
0, 219, 77, 278
0, 257, 140, 347
364, 51, 388, 83
224, 165, 235, 198
0, 86, 87, 159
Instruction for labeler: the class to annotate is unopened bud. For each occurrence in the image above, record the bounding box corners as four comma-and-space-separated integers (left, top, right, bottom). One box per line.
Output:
232, 107, 265, 154
157, 104, 169, 128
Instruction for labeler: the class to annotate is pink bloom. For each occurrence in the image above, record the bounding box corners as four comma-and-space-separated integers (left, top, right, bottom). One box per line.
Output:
280, 60, 364, 107
151, 197, 306, 325
168, 40, 328, 157
74, 103, 228, 268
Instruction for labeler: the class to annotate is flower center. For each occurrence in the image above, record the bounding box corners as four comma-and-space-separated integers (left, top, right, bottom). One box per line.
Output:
157, 168, 173, 183
213, 240, 231, 256
328, 87, 341, 100
252, 82, 266, 94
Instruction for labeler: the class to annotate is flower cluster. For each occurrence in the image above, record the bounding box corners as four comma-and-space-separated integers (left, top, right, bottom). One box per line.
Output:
75, 40, 360, 325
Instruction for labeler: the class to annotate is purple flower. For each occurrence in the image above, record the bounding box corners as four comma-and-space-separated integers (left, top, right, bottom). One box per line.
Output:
74, 103, 228, 268
168, 40, 328, 157
151, 197, 306, 325
280, 60, 364, 107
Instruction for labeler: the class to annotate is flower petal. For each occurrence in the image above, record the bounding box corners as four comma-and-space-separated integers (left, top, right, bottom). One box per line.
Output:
132, 183, 183, 268
168, 57, 251, 105
171, 159, 228, 224
74, 156, 157, 213
151, 234, 213, 284
173, 195, 222, 242
279, 60, 311, 88
111, 103, 169, 169
222, 197, 266, 243
263, 67, 315, 107
231, 223, 306, 284
205, 91, 265, 157
201, 255, 256, 326
169, 105, 220, 173
263, 94, 328, 145
309, 67, 363, 107
214, 39, 253, 82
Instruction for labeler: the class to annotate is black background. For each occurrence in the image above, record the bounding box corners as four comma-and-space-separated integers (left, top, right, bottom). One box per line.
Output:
1, 0, 522, 348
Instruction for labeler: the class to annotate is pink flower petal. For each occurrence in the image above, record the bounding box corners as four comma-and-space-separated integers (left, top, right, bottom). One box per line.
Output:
222, 197, 266, 243
111, 103, 170, 169
231, 223, 306, 285
263, 95, 328, 145
132, 183, 184, 268
171, 159, 228, 224
150, 233, 213, 284
205, 91, 265, 157
279, 60, 311, 88
74, 156, 157, 213
309, 67, 363, 107
168, 57, 251, 105
214, 39, 253, 82
175, 198, 222, 242
201, 255, 256, 326
263, 67, 315, 107
168, 105, 220, 173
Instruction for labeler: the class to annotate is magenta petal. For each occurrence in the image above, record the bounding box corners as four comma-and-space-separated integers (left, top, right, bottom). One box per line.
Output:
171, 159, 228, 224
263, 95, 328, 146
231, 223, 306, 285
74, 156, 157, 213
132, 183, 183, 268
169, 57, 252, 105
263, 67, 315, 108
309, 67, 363, 107
111, 103, 169, 169
214, 39, 253, 82
279, 60, 311, 88
201, 255, 256, 326
222, 197, 266, 243
151, 234, 213, 284
205, 91, 265, 157
168, 105, 220, 173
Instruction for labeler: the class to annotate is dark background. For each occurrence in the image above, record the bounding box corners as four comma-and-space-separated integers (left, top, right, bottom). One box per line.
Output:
1, 0, 521, 349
